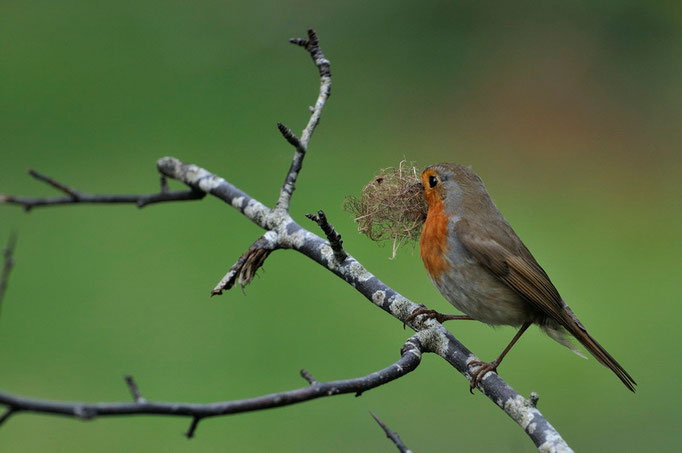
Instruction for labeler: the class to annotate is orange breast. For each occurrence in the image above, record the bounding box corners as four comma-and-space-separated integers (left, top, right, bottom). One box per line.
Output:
420, 196, 449, 279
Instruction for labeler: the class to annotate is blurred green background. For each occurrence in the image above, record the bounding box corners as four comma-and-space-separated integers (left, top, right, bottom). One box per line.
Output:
1, 1, 680, 451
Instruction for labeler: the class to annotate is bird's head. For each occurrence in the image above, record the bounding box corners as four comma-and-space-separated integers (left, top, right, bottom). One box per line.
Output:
420, 163, 490, 216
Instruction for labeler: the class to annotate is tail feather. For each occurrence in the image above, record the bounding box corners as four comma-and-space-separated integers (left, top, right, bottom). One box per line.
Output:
559, 309, 637, 392
541, 322, 586, 359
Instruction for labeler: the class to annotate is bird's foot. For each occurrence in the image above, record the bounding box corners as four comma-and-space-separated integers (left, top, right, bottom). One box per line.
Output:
403, 308, 473, 329
468, 360, 499, 394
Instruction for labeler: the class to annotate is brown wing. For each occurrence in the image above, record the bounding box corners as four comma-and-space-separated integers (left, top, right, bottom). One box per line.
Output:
454, 219, 566, 321
454, 219, 637, 391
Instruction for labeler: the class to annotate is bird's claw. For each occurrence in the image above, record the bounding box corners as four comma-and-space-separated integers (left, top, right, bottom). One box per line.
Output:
403, 307, 473, 329
403, 307, 437, 329
468, 360, 499, 394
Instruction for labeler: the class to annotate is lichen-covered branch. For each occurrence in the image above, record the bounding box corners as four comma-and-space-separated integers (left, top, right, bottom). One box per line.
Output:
0, 335, 423, 438
275, 29, 332, 212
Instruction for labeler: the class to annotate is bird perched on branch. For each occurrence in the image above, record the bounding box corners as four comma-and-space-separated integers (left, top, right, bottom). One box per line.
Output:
409, 162, 636, 393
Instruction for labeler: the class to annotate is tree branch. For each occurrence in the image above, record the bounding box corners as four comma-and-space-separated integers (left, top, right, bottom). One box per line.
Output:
275, 29, 331, 212
0, 334, 423, 435
0, 29, 573, 452
0, 169, 205, 211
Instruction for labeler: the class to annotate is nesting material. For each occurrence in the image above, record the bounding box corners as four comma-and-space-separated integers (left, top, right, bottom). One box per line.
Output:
344, 161, 427, 258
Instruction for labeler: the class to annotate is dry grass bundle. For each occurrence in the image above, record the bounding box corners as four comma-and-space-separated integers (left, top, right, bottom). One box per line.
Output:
344, 161, 427, 258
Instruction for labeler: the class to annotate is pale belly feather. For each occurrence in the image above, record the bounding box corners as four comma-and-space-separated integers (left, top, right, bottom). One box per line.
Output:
432, 233, 534, 327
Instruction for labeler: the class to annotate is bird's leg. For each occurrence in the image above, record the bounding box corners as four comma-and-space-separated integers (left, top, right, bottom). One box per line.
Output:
468, 321, 532, 393
403, 307, 474, 328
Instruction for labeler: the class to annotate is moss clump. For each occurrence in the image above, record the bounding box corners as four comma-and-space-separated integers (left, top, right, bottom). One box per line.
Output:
344, 161, 427, 258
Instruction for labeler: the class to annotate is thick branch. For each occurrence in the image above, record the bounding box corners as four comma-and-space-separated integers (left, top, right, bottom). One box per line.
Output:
0, 335, 423, 432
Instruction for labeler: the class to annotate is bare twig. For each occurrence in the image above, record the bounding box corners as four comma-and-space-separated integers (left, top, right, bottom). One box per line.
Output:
0, 232, 18, 314
0, 407, 14, 426
305, 210, 347, 263
0, 169, 205, 211
124, 376, 146, 403
276, 123, 304, 152
371, 412, 412, 453
185, 417, 201, 439
275, 29, 332, 212
0, 335, 423, 435
28, 169, 79, 197
299, 369, 318, 385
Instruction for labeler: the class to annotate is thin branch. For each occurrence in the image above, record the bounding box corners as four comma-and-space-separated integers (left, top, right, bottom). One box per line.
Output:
185, 417, 201, 439
214, 29, 332, 293
370, 412, 412, 453
276, 123, 304, 153
28, 169, 79, 197
0, 169, 206, 211
0, 335, 423, 433
123, 376, 146, 403
160, 176, 170, 194
0, 408, 14, 426
275, 29, 332, 212
299, 369, 318, 385
305, 210, 347, 263
0, 232, 18, 314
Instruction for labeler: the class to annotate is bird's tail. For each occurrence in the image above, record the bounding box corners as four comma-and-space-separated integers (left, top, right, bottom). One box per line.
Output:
556, 306, 637, 392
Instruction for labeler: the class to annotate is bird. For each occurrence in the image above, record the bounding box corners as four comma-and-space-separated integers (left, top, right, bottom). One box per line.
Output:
409, 162, 636, 393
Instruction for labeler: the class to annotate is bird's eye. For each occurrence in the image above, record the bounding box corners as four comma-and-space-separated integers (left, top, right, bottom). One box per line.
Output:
428, 175, 439, 188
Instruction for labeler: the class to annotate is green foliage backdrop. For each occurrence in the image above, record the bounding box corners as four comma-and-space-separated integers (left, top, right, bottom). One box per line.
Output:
1, 1, 680, 451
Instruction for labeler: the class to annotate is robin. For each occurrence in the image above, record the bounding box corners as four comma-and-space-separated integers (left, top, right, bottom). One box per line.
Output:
409, 162, 636, 393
